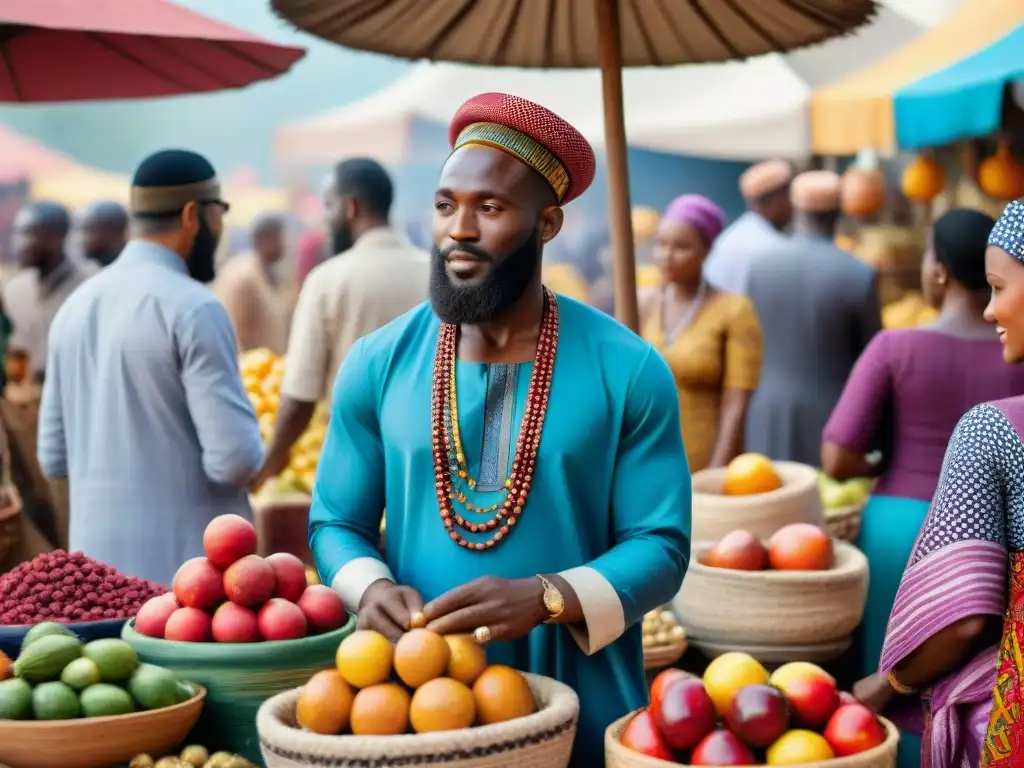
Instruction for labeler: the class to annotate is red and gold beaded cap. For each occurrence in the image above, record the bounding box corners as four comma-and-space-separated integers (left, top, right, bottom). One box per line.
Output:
448, 92, 596, 206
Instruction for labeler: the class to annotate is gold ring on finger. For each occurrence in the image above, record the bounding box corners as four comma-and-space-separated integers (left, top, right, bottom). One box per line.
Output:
473, 626, 492, 644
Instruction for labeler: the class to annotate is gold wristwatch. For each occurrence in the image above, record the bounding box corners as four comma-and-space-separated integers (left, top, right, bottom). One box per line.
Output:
537, 574, 565, 623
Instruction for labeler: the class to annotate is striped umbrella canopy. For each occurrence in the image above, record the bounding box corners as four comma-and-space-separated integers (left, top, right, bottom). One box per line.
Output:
811, 0, 1024, 153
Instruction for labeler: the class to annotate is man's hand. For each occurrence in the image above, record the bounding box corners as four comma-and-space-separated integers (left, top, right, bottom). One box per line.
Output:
423, 576, 548, 643
357, 579, 425, 642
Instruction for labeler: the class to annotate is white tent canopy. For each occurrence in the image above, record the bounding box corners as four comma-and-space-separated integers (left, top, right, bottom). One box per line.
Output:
276, 0, 957, 164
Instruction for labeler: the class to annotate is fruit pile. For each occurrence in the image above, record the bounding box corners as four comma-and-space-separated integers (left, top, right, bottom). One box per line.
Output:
621, 654, 888, 765
0, 551, 168, 626
702, 525, 833, 573
296, 628, 537, 736
240, 347, 326, 495
721, 454, 783, 497
817, 473, 870, 511
134, 515, 346, 643
642, 608, 686, 650
130, 745, 257, 768
0, 624, 192, 721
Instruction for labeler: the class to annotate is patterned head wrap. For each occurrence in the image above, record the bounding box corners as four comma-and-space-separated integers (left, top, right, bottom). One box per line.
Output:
448, 93, 596, 205
988, 200, 1024, 264
661, 194, 727, 246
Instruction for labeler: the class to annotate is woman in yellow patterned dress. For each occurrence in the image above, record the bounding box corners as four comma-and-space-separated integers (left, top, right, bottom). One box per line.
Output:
641, 194, 763, 471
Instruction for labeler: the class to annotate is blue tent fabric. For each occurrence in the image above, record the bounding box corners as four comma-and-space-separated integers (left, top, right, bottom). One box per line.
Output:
894, 22, 1024, 150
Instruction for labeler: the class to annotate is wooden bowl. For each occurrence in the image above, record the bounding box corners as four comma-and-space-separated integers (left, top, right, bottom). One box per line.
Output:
0, 683, 206, 768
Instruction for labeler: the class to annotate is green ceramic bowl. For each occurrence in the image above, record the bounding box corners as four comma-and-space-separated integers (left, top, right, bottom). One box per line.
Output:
122, 614, 355, 763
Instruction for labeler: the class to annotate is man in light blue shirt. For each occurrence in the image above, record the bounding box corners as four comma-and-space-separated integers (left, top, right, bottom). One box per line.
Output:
38, 150, 264, 584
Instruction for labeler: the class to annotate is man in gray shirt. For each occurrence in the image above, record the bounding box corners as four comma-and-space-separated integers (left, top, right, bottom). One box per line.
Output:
38, 150, 264, 584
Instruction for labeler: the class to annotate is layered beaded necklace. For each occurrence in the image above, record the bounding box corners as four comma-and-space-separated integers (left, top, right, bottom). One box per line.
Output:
431, 288, 559, 550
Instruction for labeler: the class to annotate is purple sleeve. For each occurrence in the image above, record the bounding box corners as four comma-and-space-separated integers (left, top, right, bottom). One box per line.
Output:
823, 331, 891, 452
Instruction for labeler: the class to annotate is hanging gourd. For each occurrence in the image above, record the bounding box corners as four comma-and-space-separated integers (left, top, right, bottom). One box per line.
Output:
901, 152, 945, 203
978, 140, 1024, 200
841, 148, 885, 219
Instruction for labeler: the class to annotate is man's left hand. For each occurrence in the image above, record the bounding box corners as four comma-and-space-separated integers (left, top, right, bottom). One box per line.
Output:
423, 576, 548, 643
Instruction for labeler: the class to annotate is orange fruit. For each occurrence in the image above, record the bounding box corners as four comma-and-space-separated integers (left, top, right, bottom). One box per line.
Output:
444, 634, 488, 686
767, 730, 835, 764
393, 629, 450, 688
349, 683, 411, 736
472, 665, 536, 725
296, 669, 354, 735
702, 652, 769, 716
722, 453, 783, 496
336, 630, 394, 689
409, 677, 476, 733
0, 650, 11, 681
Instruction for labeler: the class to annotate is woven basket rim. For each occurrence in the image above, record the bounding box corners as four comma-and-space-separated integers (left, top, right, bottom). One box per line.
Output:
692, 461, 819, 507
604, 709, 899, 766
824, 502, 865, 519
257, 672, 579, 759
0, 684, 206, 731
688, 540, 867, 583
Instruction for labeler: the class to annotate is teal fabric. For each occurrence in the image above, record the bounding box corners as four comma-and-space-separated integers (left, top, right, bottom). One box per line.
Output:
894, 23, 1024, 149
310, 298, 692, 766
857, 494, 930, 768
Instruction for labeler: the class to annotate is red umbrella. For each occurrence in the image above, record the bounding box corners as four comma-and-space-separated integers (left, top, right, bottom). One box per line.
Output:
0, 0, 305, 101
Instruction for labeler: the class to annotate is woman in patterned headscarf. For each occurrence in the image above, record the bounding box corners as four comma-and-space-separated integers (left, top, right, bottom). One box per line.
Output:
641, 194, 763, 471
874, 200, 1024, 767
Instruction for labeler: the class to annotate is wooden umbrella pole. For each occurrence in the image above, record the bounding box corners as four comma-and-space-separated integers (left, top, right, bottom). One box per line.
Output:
596, 0, 639, 332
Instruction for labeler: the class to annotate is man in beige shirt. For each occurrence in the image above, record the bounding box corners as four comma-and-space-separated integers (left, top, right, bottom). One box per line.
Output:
3, 202, 93, 380
212, 213, 291, 354
256, 159, 428, 484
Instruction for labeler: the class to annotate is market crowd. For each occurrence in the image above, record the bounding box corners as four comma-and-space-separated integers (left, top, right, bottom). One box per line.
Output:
0, 92, 1020, 766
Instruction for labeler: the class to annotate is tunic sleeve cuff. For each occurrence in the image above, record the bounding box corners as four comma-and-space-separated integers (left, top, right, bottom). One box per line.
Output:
330, 557, 395, 612
557, 566, 625, 655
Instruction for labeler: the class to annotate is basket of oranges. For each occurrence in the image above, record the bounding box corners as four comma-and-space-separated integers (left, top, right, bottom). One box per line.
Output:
691, 455, 825, 543
672, 525, 867, 660
256, 628, 579, 768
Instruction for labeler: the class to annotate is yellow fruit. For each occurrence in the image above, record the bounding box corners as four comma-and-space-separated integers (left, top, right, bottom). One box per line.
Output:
290, 454, 315, 473
299, 470, 317, 493
702, 652, 769, 716
242, 374, 262, 393
349, 683, 410, 735
767, 730, 835, 764
722, 454, 783, 496
769, 661, 834, 689
336, 630, 394, 689
296, 670, 354, 735
393, 629, 450, 688
444, 634, 488, 686
472, 665, 536, 725
409, 677, 476, 733
305, 568, 320, 585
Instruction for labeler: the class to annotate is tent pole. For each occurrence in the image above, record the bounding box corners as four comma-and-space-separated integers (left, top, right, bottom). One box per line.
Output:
596, 0, 639, 332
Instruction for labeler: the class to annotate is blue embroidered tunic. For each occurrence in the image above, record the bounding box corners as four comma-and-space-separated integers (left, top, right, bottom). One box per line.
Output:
310, 296, 692, 765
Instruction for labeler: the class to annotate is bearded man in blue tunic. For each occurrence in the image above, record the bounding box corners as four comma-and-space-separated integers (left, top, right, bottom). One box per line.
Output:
309, 92, 692, 764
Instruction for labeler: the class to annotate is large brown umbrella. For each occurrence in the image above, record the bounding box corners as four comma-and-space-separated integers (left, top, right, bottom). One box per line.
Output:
271, 0, 878, 330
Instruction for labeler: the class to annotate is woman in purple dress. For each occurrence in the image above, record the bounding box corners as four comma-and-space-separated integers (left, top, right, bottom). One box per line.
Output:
821, 208, 1024, 766
874, 200, 1024, 766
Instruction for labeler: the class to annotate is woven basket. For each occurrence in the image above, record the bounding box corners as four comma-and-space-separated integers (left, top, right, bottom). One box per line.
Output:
605, 710, 898, 768
673, 540, 867, 646
643, 639, 687, 671
825, 503, 864, 543
691, 462, 824, 542
123, 615, 355, 764
257, 673, 579, 768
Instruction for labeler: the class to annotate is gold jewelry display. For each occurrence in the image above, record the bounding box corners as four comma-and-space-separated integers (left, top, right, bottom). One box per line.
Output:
887, 670, 917, 695
473, 626, 492, 644
537, 574, 565, 623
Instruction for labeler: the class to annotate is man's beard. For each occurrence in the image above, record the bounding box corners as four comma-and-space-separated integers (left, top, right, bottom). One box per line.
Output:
430, 229, 540, 325
330, 221, 354, 255
187, 215, 218, 284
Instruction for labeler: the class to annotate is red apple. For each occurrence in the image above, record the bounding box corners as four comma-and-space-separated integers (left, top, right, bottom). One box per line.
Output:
620, 709, 674, 761
266, 553, 308, 602
296, 584, 346, 633
203, 514, 258, 569
258, 598, 308, 641
824, 703, 888, 756
691, 729, 756, 766
164, 606, 213, 642
134, 593, 180, 638
211, 601, 261, 643
768, 523, 833, 571
650, 668, 692, 714
172, 557, 225, 609
725, 684, 790, 749
654, 676, 717, 751
223, 555, 276, 607
769, 662, 840, 730
703, 530, 769, 571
